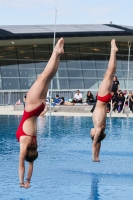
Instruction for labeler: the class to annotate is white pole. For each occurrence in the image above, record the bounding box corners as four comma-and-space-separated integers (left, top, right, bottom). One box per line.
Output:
49, 0, 58, 116
127, 41, 131, 110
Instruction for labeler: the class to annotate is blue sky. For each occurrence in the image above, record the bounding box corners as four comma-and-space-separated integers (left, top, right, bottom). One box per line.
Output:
0, 0, 132, 26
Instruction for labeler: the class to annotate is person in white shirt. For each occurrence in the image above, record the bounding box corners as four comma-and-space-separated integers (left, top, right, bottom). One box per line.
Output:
72, 90, 82, 103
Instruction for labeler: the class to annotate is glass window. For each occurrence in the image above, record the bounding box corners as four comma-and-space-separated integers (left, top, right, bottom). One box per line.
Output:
121, 61, 133, 70
68, 78, 84, 89
81, 61, 95, 69
2, 78, 20, 89
122, 70, 133, 79
130, 56, 133, 61
67, 61, 81, 69
118, 79, 125, 89
36, 68, 44, 76
1, 67, 19, 77
97, 79, 103, 88
93, 42, 106, 48
0, 77, 2, 90
97, 70, 106, 78
82, 70, 97, 78
17, 48, 34, 61
53, 78, 57, 89
34, 51, 50, 61
65, 53, 80, 60
119, 48, 128, 55
117, 61, 123, 69
95, 61, 108, 69
116, 70, 124, 78
0, 51, 17, 67
0, 59, 17, 67
35, 61, 47, 68
84, 79, 98, 90
58, 69, 68, 77
79, 43, 93, 54
59, 78, 69, 89
51, 78, 59, 90
0, 56, 17, 68
60, 54, 66, 61
68, 69, 82, 77
33, 44, 49, 52
17, 45, 32, 51
93, 47, 107, 54
119, 42, 129, 48
18, 60, 35, 69
94, 54, 107, 60
0, 46, 16, 60
120, 55, 128, 61
65, 43, 80, 53
58, 62, 67, 69
126, 79, 133, 89
19, 78, 36, 89
19, 66, 36, 78
80, 53, 94, 60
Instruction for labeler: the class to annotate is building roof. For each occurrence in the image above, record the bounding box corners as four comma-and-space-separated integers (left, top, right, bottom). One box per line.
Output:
0, 24, 133, 41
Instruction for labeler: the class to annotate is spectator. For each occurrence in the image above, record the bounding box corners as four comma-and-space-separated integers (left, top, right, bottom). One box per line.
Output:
15, 99, 23, 105
109, 92, 118, 112
23, 93, 27, 107
52, 94, 61, 106
111, 76, 120, 94
117, 92, 125, 113
72, 90, 82, 103
59, 97, 65, 105
86, 91, 95, 104
91, 95, 97, 113
125, 91, 133, 112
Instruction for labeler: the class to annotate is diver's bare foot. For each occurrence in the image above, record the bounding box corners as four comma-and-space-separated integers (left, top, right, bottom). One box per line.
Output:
54, 37, 64, 56
111, 39, 118, 52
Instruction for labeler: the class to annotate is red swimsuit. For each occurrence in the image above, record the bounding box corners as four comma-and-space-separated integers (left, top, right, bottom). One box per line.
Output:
16, 103, 45, 142
97, 93, 112, 103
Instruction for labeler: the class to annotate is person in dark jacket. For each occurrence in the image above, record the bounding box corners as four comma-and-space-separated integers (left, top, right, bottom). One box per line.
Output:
86, 91, 95, 104
117, 92, 125, 112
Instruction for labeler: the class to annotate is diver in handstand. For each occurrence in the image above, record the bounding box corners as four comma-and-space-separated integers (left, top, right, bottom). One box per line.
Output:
16, 38, 64, 188
90, 39, 118, 162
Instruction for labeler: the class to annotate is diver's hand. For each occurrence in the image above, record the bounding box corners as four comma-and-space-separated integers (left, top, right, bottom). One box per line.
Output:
20, 183, 25, 188
24, 180, 31, 188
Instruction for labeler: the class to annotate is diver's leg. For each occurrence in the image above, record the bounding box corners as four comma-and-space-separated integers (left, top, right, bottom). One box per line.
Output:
26, 38, 64, 107
98, 39, 118, 96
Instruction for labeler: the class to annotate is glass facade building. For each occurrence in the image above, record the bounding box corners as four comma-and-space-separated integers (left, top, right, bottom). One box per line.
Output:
0, 42, 133, 91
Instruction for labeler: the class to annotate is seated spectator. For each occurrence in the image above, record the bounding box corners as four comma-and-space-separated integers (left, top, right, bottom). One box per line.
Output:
72, 90, 82, 103
52, 94, 61, 106
111, 92, 118, 112
86, 91, 95, 104
58, 97, 65, 105
15, 99, 23, 105
117, 92, 125, 113
125, 91, 133, 112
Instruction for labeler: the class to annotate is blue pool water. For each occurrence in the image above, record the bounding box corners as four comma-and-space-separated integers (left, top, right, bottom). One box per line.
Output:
0, 115, 133, 200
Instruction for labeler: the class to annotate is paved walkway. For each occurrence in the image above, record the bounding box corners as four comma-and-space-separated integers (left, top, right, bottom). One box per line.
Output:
0, 105, 132, 118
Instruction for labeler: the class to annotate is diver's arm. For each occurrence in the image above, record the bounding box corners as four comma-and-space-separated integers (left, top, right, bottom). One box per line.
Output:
19, 144, 27, 187
92, 128, 101, 161
24, 162, 33, 188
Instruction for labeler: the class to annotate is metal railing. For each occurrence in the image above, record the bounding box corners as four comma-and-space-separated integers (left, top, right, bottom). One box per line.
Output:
0, 90, 97, 106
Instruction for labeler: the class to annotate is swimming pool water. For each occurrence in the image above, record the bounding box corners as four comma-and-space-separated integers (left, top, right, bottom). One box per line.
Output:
0, 115, 133, 200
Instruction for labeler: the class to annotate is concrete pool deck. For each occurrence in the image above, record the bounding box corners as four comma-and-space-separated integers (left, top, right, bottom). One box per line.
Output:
0, 105, 133, 118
